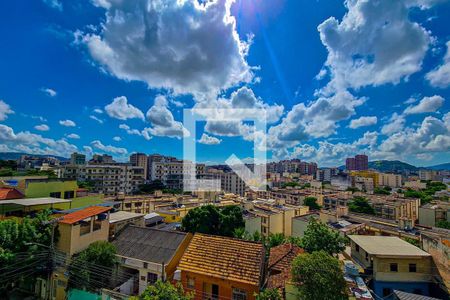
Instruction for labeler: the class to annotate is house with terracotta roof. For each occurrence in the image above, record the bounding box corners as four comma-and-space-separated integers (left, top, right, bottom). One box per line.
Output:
267, 243, 303, 300
178, 234, 265, 300
0, 187, 23, 200
56, 206, 111, 255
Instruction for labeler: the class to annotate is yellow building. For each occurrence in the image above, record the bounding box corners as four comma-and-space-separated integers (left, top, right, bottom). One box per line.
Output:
244, 202, 309, 237
348, 235, 432, 297
350, 171, 380, 188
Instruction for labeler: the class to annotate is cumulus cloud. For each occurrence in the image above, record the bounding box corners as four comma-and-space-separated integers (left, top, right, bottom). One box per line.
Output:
318, 0, 431, 91
0, 124, 78, 157
0, 100, 14, 121
67, 133, 80, 139
426, 41, 450, 88
379, 112, 450, 157
146, 95, 188, 138
91, 140, 128, 155
381, 113, 406, 135
90, 115, 104, 124
198, 133, 222, 145
349, 116, 378, 129
80, 0, 252, 97
93, 108, 103, 114
105, 96, 144, 121
34, 124, 50, 131
404, 95, 444, 114
268, 90, 365, 149
41, 87, 57, 97
59, 119, 76, 127
42, 0, 62, 11
113, 136, 121, 142
118, 123, 152, 140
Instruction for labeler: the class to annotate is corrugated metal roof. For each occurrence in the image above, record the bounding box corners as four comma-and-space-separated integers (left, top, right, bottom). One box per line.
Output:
348, 235, 431, 257
393, 290, 441, 300
112, 226, 188, 264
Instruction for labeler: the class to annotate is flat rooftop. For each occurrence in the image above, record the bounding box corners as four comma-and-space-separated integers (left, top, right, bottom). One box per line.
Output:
0, 197, 72, 206
109, 211, 144, 223
348, 235, 431, 257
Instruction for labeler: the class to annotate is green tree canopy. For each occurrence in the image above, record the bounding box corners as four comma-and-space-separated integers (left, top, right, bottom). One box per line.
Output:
255, 288, 282, 300
303, 196, 321, 210
67, 241, 117, 292
348, 196, 375, 214
300, 218, 347, 255
436, 220, 450, 230
138, 280, 193, 300
181, 205, 244, 237
291, 251, 348, 300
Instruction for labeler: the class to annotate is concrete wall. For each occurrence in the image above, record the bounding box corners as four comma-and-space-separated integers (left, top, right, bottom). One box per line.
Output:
245, 216, 262, 235
373, 256, 432, 282
291, 218, 309, 238
25, 180, 78, 199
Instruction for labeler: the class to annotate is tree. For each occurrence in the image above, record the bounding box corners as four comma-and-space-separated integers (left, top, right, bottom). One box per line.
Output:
374, 187, 390, 195
255, 288, 282, 300
436, 220, 450, 230
181, 205, 245, 237
138, 280, 193, 300
300, 218, 347, 255
67, 241, 117, 291
138, 180, 165, 194
291, 251, 348, 300
303, 197, 321, 210
267, 233, 286, 248
348, 196, 375, 215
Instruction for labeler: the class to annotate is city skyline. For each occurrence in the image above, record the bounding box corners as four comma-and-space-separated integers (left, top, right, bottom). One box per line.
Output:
0, 0, 449, 167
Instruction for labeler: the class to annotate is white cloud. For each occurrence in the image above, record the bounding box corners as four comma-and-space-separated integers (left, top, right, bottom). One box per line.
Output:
0, 124, 78, 157
0, 100, 14, 121
89, 115, 104, 124
80, 0, 252, 98
42, 0, 62, 11
318, 0, 431, 91
59, 119, 76, 127
91, 140, 127, 155
426, 41, 450, 88
105, 96, 144, 121
118, 123, 151, 140
404, 95, 444, 114
146, 95, 188, 138
93, 108, 103, 114
34, 124, 50, 131
41, 87, 57, 97
349, 116, 378, 129
404, 97, 418, 105
379, 112, 450, 157
113, 136, 121, 142
67, 133, 80, 139
381, 113, 406, 135
198, 133, 222, 145
170, 99, 184, 108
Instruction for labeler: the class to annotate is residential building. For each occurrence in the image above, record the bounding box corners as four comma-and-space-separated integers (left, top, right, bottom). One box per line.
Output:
243, 201, 309, 237
56, 206, 111, 256
89, 154, 115, 164
350, 170, 379, 188
331, 174, 352, 190
254, 188, 323, 206
0, 197, 72, 217
220, 172, 246, 196
348, 235, 432, 297
108, 211, 145, 238
353, 176, 375, 192
267, 244, 304, 300
421, 232, 450, 295
404, 181, 427, 190
378, 173, 402, 188
316, 168, 338, 182
419, 201, 450, 227
419, 170, 441, 181
60, 164, 145, 196
70, 152, 86, 165
112, 226, 192, 294
179, 234, 265, 300
0, 187, 23, 200
130, 153, 149, 180
346, 154, 368, 171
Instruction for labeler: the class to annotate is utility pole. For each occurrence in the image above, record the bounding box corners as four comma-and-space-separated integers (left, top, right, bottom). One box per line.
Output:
42, 217, 64, 300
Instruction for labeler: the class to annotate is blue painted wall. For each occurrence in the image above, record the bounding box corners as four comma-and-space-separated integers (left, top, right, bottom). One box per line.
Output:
373, 281, 430, 298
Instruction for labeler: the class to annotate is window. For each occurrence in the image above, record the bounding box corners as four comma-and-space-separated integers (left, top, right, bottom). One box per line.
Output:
49, 192, 61, 198
409, 263, 417, 272
187, 276, 195, 290
79, 218, 91, 236
355, 244, 360, 252
147, 272, 158, 284
93, 215, 103, 231
390, 263, 398, 272
64, 191, 75, 199
232, 288, 247, 300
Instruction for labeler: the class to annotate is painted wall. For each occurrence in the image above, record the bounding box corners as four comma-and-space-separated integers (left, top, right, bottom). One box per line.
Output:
25, 180, 78, 199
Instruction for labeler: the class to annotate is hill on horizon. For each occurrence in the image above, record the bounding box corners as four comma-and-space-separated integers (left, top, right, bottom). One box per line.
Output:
0, 152, 68, 161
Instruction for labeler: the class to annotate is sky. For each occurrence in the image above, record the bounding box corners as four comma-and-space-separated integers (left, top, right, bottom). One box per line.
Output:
0, 0, 449, 167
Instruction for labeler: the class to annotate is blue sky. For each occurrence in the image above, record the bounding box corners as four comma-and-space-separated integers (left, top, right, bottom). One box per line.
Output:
0, 0, 449, 167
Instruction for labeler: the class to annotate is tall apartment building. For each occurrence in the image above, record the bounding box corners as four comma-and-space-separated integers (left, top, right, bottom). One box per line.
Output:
70, 152, 86, 165
266, 159, 316, 175
346, 154, 368, 171
89, 154, 114, 164
130, 153, 149, 180
148, 154, 206, 190
378, 173, 402, 188
316, 168, 339, 182
220, 172, 246, 196
60, 164, 145, 196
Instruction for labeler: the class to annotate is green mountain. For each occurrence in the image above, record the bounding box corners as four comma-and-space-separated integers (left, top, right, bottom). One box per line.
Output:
426, 163, 450, 171
368, 160, 419, 172
0, 152, 68, 161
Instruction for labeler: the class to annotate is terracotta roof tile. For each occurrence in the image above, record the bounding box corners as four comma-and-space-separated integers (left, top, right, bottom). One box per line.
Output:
179, 234, 265, 285
267, 243, 304, 289
59, 206, 111, 224
0, 188, 24, 200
